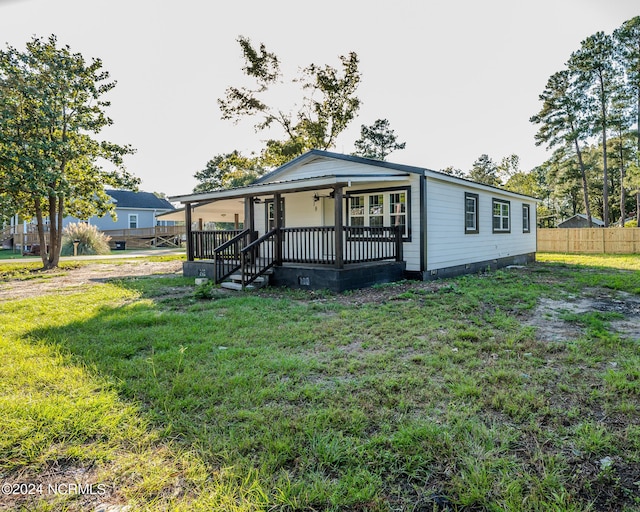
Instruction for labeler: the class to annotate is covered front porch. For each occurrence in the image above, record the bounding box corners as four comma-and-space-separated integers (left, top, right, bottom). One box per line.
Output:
172, 175, 408, 291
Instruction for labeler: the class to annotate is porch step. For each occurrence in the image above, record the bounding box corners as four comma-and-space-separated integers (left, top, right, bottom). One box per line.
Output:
220, 281, 257, 291
220, 271, 271, 291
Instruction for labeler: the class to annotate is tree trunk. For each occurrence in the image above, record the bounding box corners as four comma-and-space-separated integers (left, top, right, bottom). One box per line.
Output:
574, 139, 593, 227
47, 193, 64, 268
33, 197, 48, 269
599, 74, 609, 227
619, 131, 626, 226
45, 193, 57, 270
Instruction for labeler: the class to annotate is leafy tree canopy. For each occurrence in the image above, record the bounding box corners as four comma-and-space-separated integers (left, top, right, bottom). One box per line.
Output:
193, 151, 263, 193
195, 37, 361, 192
468, 154, 501, 187
0, 35, 138, 269
352, 118, 406, 161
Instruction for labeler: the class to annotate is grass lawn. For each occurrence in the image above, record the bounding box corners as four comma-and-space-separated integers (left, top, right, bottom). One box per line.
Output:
0, 253, 639, 511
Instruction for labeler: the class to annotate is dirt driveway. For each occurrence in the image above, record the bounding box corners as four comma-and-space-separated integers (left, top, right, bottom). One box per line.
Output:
0, 259, 183, 301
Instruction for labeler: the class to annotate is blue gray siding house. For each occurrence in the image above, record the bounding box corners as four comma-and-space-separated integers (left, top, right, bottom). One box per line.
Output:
64, 190, 176, 230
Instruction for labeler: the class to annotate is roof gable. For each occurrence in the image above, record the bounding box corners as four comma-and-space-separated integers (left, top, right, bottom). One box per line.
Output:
255, 150, 427, 184
106, 190, 175, 210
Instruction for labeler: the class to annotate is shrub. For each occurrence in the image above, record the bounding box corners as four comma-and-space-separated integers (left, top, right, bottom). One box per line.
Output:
61, 222, 112, 256
624, 219, 638, 228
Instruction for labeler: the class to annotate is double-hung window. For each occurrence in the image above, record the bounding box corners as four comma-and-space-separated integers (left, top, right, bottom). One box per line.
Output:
368, 194, 384, 227
465, 192, 479, 234
347, 188, 410, 239
492, 199, 510, 233
128, 214, 138, 229
522, 204, 531, 233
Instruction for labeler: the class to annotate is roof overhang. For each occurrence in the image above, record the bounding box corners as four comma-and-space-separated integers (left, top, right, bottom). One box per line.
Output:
156, 200, 246, 223
169, 174, 411, 205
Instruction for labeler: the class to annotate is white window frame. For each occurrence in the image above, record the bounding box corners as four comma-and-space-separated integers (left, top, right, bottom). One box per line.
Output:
465, 192, 479, 234
347, 188, 410, 239
128, 214, 138, 229
492, 199, 510, 233
390, 191, 408, 234
522, 204, 531, 233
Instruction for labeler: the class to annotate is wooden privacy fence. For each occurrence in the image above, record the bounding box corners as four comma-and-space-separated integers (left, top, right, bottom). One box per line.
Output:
537, 228, 640, 254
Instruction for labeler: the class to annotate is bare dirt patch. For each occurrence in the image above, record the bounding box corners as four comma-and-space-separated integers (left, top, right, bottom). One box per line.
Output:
526, 288, 640, 342
0, 260, 183, 301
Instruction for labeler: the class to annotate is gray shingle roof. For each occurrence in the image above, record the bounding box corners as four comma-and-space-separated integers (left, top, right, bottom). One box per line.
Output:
106, 190, 175, 210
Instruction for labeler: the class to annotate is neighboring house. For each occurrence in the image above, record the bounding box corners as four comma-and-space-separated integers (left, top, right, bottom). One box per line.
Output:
557, 214, 605, 228
64, 189, 176, 230
170, 150, 537, 291
3, 190, 177, 252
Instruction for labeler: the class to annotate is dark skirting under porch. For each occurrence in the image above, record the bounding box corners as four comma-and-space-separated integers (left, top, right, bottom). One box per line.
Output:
271, 261, 406, 292
183, 260, 406, 292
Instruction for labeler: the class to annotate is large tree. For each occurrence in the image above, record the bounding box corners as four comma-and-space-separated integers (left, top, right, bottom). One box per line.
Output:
219, 36, 361, 156
614, 16, 640, 222
193, 151, 262, 193
194, 37, 362, 192
468, 154, 501, 186
0, 35, 137, 269
352, 118, 406, 160
568, 32, 619, 226
531, 70, 594, 226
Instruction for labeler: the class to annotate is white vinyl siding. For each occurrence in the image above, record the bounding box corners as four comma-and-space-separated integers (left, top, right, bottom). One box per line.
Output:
426, 178, 536, 271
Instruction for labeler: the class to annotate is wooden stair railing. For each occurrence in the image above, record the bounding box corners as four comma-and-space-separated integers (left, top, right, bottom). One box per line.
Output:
211, 229, 254, 284
240, 228, 277, 289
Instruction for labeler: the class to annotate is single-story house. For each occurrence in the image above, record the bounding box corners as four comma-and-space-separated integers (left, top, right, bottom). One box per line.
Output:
63, 189, 176, 230
169, 150, 537, 291
557, 214, 605, 228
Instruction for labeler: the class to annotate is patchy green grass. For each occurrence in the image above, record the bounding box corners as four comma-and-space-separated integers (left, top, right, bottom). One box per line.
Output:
536, 252, 640, 271
1, 256, 639, 511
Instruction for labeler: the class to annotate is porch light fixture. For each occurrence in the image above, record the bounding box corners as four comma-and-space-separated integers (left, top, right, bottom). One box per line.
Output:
313, 191, 334, 202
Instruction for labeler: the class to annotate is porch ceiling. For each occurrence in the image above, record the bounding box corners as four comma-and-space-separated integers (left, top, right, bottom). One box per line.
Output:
157, 200, 245, 223
169, 174, 411, 205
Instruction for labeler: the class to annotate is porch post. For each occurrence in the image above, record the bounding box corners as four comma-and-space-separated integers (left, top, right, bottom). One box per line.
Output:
334, 186, 344, 269
395, 225, 404, 262
185, 202, 193, 261
245, 196, 256, 235
274, 192, 282, 265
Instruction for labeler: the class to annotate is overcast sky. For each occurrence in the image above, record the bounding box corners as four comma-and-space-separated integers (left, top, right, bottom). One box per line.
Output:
1, 0, 638, 196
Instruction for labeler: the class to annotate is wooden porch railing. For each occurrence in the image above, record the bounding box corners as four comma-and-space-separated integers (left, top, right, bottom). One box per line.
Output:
190, 226, 403, 288
190, 229, 245, 259
280, 225, 403, 264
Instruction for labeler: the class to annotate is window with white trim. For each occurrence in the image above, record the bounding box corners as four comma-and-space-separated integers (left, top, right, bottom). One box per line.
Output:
349, 196, 365, 226
522, 204, 530, 233
492, 199, 510, 233
128, 214, 138, 229
390, 192, 407, 234
465, 192, 479, 234
266, 198, 285, 230
368, 194, 384, 227
347, 188, 410, 238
